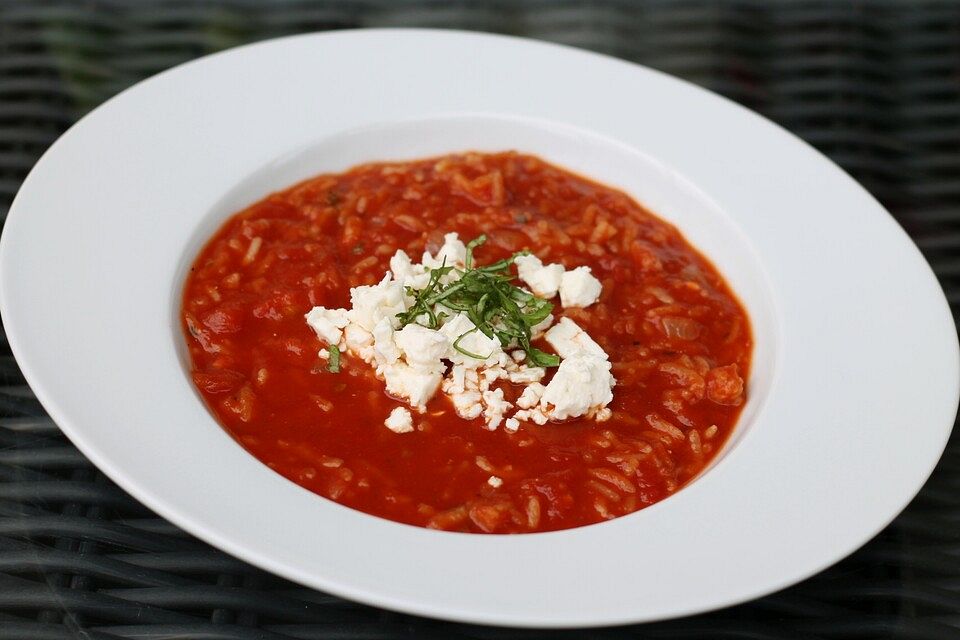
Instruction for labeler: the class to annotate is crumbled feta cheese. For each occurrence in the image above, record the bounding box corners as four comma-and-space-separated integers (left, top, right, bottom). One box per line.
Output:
305, 307, 349, 345
343, 323, 374, 361
422, 232, 467, 269
482, 366, 506, 385
464, 367, 480, 388
443, 363, 468, 394
305, 235, 616, 433
389, 249, 414, 280
488, 475, 503, 488
544, 317, 606, 359
482, 388, 512, 430
382, 362, 443, 412
371, 317, 401, 365
516, 383, 546, 409
439, 232, 468, 265
515, 254, 565, 298
508, 366, 545, 384
539, 354, 614, 420
348, 274, 408, 331
439, 313, 501, 367
530, 313, 554, 339
449, 389, 483, 419
344, 323, 373, 349
390, 249, 431, 290
395, 324, 450, 369
513, 407, 549, 425
559, 266, 602, 308
407, 271, 432, 290
318, 348, 330, 360
384, 406, 414, 433
389, 249, 412, 278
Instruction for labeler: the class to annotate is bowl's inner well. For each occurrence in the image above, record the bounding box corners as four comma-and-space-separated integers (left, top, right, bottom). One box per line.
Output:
173, 113, 780, 486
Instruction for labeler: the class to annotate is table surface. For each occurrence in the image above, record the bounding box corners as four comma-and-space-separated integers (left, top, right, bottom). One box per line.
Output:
2, 2, 960, 638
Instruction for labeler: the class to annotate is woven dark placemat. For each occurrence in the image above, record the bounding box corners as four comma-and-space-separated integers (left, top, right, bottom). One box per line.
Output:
2, 1, 959, 638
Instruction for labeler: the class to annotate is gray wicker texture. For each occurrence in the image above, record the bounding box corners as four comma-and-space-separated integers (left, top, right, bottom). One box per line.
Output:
1, 1, 959, 638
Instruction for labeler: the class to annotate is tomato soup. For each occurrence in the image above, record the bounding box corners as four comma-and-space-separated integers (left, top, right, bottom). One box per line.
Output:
182, 152, 751, 533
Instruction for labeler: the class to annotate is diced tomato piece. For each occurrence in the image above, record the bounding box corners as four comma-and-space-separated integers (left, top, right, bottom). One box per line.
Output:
706, 364, 744, 406
203, 306, 244, 334
468, 500, 512, 533
450, 170, 506, 206
249, 200, 299, 220
192, 369, 245, 394
252, 290, 303, 320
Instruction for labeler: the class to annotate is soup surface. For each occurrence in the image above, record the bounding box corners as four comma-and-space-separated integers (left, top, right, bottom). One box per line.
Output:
182, 152, 751, 533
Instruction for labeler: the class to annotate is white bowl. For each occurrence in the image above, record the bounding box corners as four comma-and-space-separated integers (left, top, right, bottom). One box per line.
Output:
1, 29, 957, 627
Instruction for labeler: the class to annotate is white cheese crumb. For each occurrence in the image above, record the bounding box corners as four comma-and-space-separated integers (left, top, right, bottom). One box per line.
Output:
559, 266, 602, 308
343, 323, 374, 361
443, 363, 468, 394
449, 389, 483, 420
488, 475, 503, 488
544, 317, 606, 359
371, 317, 401, 365
515, 254, 564, 298
406, 271, 432, 290
439, 312, 501, 368
318, 348, 330, 360
482, 366, 505, 385
422, 232, 467, 269
347, 274, 408, 331
395, 323, 450, 368
389, 249, 414, 281
530, 313, 554, 339
516, 383, 546, 409
384, 406, 414, 433
513, 408, 550, 425
305, 307, 349, 345
481, 388, 512, 430
539, 354, 614, 420
390, 249, 431, 290
382, 362, 443, 412
464, 367, 480, 388
508, 366, 545, 384
344, 323, 373, 349
504, 418, 520, 433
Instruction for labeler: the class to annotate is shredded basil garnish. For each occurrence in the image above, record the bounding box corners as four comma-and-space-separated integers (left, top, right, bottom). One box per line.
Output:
452, 326, 492, 360
396, 235, 560, 367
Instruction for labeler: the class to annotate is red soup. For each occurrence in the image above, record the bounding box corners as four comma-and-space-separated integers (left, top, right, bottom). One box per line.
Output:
182, 152, 752, 533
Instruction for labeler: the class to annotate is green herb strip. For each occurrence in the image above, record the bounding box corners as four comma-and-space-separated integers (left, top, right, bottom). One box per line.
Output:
396, 236, 560, 368
327, 344, 341, 373
452, 327, 492, 360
